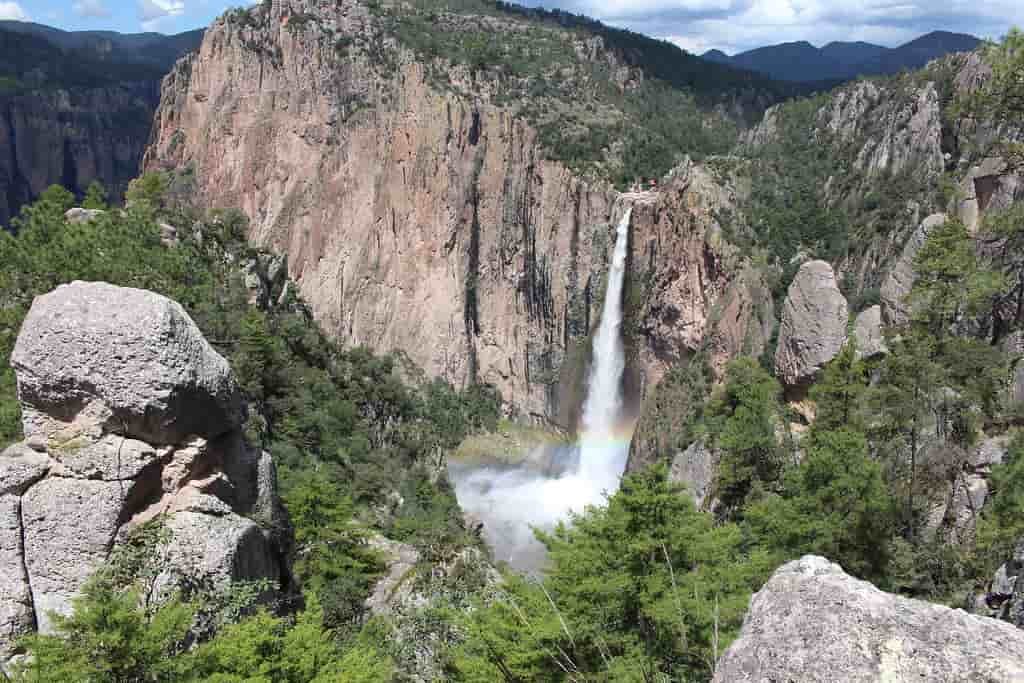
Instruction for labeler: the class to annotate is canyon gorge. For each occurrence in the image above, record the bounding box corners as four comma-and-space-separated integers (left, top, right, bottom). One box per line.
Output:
1, 0, 1023, 679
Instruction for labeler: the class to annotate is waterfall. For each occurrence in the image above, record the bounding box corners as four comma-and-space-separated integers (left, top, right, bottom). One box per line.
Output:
448, 205, 636, 571
577, 206, 632, 492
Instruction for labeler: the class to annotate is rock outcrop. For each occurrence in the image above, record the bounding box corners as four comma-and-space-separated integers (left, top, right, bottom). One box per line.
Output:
774, 260, 849, 388
668, 440, 716, 510
925, 435, 1009, 547
977, 537, 1024, 627
714, 555, 1024, 682
63, 207, 106, 224
0, 281, 293, 659
144, 0, 770, 426
853, 304, 887, 359
880, 212, 947, 325
12, 281, 244, 446
958, 156, 1024, 234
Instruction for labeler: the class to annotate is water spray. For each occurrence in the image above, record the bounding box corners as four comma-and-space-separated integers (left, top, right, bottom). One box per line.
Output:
451, 206, 635, 571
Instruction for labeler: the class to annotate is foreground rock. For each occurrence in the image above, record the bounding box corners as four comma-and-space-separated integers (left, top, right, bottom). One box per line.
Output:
1, 281, 293, 659
774, 261, 849, 388
714, 555, 1024, 682
12, 281, 244, 445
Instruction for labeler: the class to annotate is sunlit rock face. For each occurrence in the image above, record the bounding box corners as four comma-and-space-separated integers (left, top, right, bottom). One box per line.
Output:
715, 556, 1024, 682
144, 0, 769, 425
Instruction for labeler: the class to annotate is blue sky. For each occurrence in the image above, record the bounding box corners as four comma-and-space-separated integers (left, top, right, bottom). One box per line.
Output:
4, 0, 246, 33
3, 0, 1019, 53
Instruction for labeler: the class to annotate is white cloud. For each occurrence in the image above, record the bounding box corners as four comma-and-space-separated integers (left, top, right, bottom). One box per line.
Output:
73, 0, 111, 18
533, 0, 1019, 54
137, 0, 185, 31
0, 1, 28, 21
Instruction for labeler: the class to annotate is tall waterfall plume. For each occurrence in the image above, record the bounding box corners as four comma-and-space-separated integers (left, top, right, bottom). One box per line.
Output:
449, 205, 636, 571
578, 206, 632, 492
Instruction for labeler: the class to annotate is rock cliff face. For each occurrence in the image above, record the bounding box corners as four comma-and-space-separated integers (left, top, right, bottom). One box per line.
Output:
714, 555, 1024, 682
0, 84, 159, 228
144, 0, 767, 426
0, 281, 293, 660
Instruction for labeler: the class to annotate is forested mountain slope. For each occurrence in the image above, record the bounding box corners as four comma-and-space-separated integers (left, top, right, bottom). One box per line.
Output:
704, 30, 981, 83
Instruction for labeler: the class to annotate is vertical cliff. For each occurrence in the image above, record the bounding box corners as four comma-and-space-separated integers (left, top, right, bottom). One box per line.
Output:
0, 84, 158, 226
0, 26, 204, 227
145, 0, 768, 425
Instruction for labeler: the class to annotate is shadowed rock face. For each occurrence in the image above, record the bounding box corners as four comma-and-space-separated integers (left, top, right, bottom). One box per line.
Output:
715, 555, 1024, 682
880, 212, 947, 326
144, 0, 771, 426
0, 84, 159, 228
0, 281, 293, 660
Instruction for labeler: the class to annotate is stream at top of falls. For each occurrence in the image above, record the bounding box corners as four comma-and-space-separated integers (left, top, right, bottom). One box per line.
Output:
449, 206, 636, 573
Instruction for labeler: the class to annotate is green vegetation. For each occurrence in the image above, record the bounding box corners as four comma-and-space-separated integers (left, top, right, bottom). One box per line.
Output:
747, 96, 849, 273
703, 358, 784, 517
959, 27, 1024, 130
0, 178, 501, 677
0, 28, 169, 92
449, 467, 771, 681
369, 0, 779, 186
6, 24, 1024, 683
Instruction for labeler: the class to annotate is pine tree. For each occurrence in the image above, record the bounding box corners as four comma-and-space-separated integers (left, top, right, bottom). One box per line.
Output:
870, 330, 944, 541
82, 180, 109, 210
706, 357, 784, 517
809, 341, 868, 434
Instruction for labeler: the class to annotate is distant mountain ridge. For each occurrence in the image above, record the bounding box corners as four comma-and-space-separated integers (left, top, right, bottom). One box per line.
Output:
0, 20, 203, 70
703, 30, 980, 82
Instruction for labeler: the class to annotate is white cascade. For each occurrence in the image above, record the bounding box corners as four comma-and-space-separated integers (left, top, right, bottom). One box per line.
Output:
448, 205, 635, 571
577, 205, 632, 493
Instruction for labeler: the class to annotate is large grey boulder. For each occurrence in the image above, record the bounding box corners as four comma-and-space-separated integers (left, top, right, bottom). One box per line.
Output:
774, 261, 849, 387
714, 555, 1024, 682
881, 213, 946, 326
12, 281, 243, 445
669, 440, 716, 510
853, 305, 887, 359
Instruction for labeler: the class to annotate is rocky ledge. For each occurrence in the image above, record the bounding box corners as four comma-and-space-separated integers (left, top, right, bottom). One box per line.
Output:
714, 555, 1024, 682
0, 281, 293, 660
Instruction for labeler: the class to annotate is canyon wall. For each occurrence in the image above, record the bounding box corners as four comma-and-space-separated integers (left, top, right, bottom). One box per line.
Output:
145, 0, 765, 425
0, 84, 158, 226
